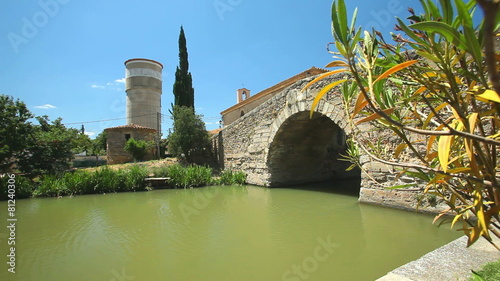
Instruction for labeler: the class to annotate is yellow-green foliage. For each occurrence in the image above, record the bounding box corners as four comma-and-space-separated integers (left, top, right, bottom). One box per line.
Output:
306, 0, 500, 248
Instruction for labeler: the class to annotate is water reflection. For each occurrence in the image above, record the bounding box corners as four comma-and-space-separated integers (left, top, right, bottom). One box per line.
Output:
0, 183, 460, 281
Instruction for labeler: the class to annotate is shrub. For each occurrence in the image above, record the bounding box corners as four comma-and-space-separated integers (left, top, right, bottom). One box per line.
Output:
165, 164, 185, 188
152, 165, 169, 178
63, 170, 94, 195
124, 165, 149, 191
33, 166, 151, 197
219, 170, 247, 185
0, 174, 35, 200
34, 174, 68, 197
185, 165, 213, 187
124, 138, 149, 162
166, 164, 213, 188
93, 167, 127, 193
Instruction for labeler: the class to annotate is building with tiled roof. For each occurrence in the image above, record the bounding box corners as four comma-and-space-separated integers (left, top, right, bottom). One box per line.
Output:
220, 67, 328, 126
105, 124, 157, 164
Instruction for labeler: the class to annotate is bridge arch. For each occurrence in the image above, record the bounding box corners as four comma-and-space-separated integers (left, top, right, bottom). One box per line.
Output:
264, 93, 356, 186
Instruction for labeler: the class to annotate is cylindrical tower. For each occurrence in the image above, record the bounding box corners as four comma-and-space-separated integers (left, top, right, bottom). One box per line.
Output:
125, 58, 163, 133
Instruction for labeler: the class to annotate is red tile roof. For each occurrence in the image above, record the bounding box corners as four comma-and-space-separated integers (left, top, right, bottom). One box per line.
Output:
105, 123, 157, 131
208, 128, 222, 135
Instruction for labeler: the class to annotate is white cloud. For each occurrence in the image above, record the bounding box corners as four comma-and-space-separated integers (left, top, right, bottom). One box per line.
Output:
91, 78, 125, 90
34, 104, 57, 109
84, 132, 96, 137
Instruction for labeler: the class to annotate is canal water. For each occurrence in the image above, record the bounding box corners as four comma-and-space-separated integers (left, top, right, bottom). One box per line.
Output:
0, 180, 461, 281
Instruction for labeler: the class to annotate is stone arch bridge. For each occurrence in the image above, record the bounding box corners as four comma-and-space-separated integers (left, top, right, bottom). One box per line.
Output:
214, 72, 442, 214
214, 74, 360, 187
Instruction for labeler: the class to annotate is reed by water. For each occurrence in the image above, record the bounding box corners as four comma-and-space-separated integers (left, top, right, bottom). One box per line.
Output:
0, 164, 247, 200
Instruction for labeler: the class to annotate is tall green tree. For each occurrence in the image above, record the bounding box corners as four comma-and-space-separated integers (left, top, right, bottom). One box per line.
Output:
18, 116, 90, 175
168, 106, 210, 163
0, 95, 34, 172
88, 131, 107, 165
173, 26, 195, 109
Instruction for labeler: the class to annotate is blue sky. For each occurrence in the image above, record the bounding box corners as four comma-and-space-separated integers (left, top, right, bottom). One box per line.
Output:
0, 0, 422, 137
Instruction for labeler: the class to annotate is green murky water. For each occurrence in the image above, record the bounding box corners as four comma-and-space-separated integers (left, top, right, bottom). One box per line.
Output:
0, 181, 461, 281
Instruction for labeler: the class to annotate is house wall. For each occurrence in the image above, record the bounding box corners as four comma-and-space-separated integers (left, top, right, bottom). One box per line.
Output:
105, 127, 156, 165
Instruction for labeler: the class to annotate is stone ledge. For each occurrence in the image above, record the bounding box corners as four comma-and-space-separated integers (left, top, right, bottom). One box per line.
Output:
376, 236, 500, 281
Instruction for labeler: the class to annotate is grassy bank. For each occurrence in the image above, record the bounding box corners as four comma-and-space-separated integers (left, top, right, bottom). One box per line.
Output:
470, 260, 500, 281
0, 164, 247, 200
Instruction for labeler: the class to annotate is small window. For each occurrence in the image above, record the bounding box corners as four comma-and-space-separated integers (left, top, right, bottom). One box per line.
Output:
125, 134, 131, 141
240, 110, 245, 117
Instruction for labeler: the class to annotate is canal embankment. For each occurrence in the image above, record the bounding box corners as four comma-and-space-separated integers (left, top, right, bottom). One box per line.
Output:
377, 235, 500, 281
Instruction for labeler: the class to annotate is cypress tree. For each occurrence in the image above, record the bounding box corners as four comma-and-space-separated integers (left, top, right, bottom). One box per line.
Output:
173, 26, 195, 109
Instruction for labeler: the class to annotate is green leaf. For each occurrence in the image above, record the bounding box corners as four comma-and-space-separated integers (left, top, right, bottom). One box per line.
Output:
439, 0, 453, 24
331, 0, 345, 44
349, 7, 358, 34
417, 50, 441, 63
336, 0, 348, 43
470, 270, 486, 281
410, 21, 466, 50
425, 0, 442, 21
454, 0, 472, 27
386, 184, 417, 190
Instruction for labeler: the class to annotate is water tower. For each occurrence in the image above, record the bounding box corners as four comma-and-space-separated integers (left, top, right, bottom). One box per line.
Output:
124, 58, 163, 132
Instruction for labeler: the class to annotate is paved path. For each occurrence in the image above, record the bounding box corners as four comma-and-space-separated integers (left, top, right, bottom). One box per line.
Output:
377, 236, 500, 281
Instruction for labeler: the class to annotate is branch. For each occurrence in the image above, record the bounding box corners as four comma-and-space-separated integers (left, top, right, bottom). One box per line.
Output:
355, 73, 500, 145
355, 140, 495, 188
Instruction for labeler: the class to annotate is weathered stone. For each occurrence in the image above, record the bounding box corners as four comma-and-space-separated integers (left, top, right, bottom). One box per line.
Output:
214, 72, 431, 214
105, 124, 157, 165
214, 74, 359, 187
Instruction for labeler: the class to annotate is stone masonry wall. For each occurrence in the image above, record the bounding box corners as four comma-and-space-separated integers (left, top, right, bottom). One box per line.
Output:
217, 74, 357, 186
106, 127, 156, 165
216, 72, 446, 214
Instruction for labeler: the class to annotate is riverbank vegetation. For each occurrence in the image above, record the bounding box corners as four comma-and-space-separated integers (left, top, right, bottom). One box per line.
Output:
0, 164, 247, 200
307, 0, 500, 248
470, 259, 500, 281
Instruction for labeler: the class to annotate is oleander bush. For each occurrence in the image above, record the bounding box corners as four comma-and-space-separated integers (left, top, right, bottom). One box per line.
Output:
307, 0, 500, 248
